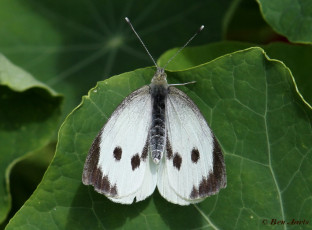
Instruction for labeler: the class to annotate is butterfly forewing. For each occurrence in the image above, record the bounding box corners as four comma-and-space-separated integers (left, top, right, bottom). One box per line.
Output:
133, 154, 158, 202
160, 87, 226, 204
82, 86, 156, 204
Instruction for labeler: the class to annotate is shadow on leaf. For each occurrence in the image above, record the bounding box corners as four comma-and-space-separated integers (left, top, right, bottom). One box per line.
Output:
67, 184, 151, 229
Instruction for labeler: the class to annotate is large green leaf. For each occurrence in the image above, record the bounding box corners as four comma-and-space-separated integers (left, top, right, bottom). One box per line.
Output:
0, 0, 239, 227
0, 54, 62, 223
6, 47, 312, 229
257, 0, 312, 44
158, 41, 312, 108
0, 0, 233, 117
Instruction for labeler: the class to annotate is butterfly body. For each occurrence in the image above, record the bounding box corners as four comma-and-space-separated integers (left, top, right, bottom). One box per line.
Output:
150, 68, 168, 164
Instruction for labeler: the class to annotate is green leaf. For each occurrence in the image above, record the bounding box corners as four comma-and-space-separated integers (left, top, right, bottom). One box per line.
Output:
0, 142, 56, 229
0, 0, 233, 117
264, 43, 312, 108
158, 41, 312, 107
6, 47, 312, 229
257, 0, 312, 44
158, 41, 249, 70
224, 0, 280, 43
0, 54, 62, 223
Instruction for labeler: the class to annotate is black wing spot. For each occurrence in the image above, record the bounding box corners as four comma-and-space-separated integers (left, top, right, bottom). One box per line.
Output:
199, 176, 212, 196
173, 152, 182, 170
191, 148, 200, 163
101, 175, 111, 193
96, 174, 118, 197
131, 153, 141, 170
113, 146, 122, 161
190, 186, 199, 199
110, 184, 118, 196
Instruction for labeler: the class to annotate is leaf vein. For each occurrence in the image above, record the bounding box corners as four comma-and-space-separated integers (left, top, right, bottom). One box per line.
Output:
193, 204, 220, 230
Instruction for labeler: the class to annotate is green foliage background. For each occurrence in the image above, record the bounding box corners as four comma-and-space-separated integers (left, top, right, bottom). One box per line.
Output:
0, 0, 311, 229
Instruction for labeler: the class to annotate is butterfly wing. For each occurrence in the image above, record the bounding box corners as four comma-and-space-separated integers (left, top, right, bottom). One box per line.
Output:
157, 156, 205, 205
82, 85, 157, 204
158, 87, 226, 205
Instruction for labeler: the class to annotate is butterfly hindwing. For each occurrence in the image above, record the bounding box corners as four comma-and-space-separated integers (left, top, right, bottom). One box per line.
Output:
157, 154, 205, 205
82, 85, 157, 204
158, 87, 226, 205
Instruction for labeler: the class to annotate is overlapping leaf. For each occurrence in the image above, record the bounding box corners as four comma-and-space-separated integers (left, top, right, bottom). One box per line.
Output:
0, 0, 233, 117
257, 0, 312, 43
159, 41, 312, 107
0, 54, 62, 223
6, 47, 312, 229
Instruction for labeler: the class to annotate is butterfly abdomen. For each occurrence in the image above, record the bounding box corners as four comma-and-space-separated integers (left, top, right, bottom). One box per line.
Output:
150, 84, 168, 164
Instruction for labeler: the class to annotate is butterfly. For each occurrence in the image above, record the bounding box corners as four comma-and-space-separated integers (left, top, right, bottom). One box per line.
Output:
82, 17, 226, 205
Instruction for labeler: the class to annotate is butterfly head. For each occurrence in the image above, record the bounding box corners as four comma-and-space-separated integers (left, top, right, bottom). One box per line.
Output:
151, 67, 168, 86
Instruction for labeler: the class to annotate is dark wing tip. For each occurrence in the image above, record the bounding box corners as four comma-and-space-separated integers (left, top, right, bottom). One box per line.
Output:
82, 130, 118, 197
189, 135, 226, 199
82, 130, 102, 183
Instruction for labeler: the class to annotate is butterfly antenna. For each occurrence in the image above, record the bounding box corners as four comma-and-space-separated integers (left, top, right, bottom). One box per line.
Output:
163, 25, 204, 69
125, 17, 158, 67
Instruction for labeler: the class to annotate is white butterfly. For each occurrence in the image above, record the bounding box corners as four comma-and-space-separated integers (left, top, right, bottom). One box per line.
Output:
82, 17, 226, 205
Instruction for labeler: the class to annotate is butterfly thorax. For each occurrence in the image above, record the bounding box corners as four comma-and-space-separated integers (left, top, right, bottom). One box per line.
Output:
150, 68, 168, 87
149, 68, 168, 164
